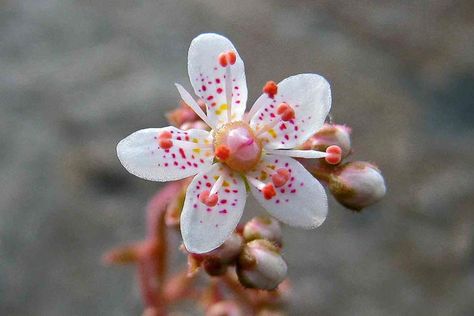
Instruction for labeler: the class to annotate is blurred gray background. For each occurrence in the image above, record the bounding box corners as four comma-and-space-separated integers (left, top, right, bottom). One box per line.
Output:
1, 0, 473, 315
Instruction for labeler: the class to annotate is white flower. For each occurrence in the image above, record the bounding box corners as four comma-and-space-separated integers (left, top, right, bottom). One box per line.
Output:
117, 33, 338, 253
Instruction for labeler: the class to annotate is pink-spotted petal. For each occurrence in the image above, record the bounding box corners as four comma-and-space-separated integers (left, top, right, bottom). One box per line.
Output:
249, 74, 331, 149
117, 127, 213, 182
247, 154, 327, 228
181, 163, 247, 253
188, 33, 248, 127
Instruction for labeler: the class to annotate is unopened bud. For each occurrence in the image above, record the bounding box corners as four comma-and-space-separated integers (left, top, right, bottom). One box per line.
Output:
206, 300, 243, 316
301, 123, 351, 158
237, 240, 287, 290
180, 120, 210, 131
166, 101, 200, 126
329, 161, 386, 211
243, 216, 282, 247
256, 309, 285, 316
200, 233, 243, 276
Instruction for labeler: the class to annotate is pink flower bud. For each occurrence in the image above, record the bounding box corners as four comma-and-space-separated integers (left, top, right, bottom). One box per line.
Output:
166, 101, 200, 126
243, 216, 282, 247
329, 161, 386, 211
256, 309, 286, 316
206, 300, 244, 316
237, 240, 287, 290
180, 120, 210, 131
301, 123, 351, 158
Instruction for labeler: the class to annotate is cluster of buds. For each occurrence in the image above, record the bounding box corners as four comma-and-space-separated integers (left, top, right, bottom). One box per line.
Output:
188, 216, 287, 291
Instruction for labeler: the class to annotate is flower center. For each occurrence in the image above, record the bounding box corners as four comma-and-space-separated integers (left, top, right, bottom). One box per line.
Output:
213, 121, 262, 172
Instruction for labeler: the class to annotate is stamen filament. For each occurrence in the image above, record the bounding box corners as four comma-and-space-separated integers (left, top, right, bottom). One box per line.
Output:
210, 175, 225, 195
175, 83, 214, 128
173, 139, 213, 149
246, 176, 266, 191
225, 66, 233, 122
266, 149, 328, 159
255, 118, 281, 137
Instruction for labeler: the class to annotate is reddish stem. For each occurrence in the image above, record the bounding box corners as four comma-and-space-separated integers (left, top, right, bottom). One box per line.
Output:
137, 181, 185, 314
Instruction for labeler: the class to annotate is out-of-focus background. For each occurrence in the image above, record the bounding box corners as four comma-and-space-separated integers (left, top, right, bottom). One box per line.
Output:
1, 0, 473, 315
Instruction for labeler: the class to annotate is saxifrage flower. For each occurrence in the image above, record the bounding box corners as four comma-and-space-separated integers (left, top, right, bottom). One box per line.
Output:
117, 33, 340, 253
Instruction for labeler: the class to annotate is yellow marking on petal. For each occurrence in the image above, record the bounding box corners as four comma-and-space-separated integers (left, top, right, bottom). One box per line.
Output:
268, 129, 277, 138
213, 175, 219, 180
223, 181, 230, 187
260, 171, 268, 181
193, 148, 201, 153
215, 103, 228, 115
192, 138, 199, 143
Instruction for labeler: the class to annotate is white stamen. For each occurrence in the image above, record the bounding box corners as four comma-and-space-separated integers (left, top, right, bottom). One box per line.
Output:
263, 166, 276, 175
172, 139, 213, 149
265, 149, 328, 159
255, 118, 281, 137
245, 98, 266, 123
210, 175, 225, 195
246, 176, 266, 191
175, 83, 214, 128
225, 66, 233, 122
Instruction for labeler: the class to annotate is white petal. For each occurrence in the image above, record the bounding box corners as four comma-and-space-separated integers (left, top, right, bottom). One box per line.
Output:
247, 154, 327, 228
181, 163, 247, 253
117, 127, 213, 182
188, 33, 248, 127
249, 74, 331, 149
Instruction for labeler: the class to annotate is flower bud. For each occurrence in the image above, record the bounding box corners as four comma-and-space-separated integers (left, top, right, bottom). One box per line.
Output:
180, 120, 210, 131
256, 309, 285, 316
166, 101, 200, 126
301, 123, 351, 158
206, 300, 243, 316
199, 233, 243, 276
237, 240, 287, 290
328, 161, 386, 211
243, 216, 282, 247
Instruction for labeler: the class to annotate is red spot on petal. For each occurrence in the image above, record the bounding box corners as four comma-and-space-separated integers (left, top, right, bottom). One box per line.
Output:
179, 148, 186, 159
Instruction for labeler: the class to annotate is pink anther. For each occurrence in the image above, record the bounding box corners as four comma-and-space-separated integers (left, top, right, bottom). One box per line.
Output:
218, 51, 237, 67
277, 103, 295, 121
159, 130, 172, 139
325, 145, 342, 165
262, 81, 278, 98
271, 168, 291, 188
215, 144, 230, 161
199, 190, 219, 207
158, 130, 173, 149
262, 183, 277, 200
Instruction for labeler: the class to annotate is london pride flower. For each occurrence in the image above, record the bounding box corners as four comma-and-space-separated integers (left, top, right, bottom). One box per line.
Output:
117, 33, 341, 253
